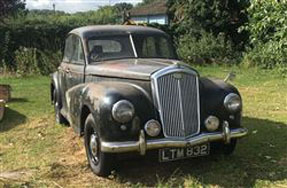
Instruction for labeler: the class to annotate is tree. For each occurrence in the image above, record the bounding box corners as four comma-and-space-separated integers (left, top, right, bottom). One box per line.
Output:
114, 3, 133, 13
0, 0, 26, 21
137, 0, 154, 7
168, 0, 250, 48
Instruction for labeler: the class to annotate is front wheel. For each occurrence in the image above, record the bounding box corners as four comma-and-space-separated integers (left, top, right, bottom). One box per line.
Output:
84, 114, 115, 176
210, 139, 237, 155
222, 139, 237, 155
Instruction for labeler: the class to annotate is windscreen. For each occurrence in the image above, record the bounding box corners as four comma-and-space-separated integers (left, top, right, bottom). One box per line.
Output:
133, 34, 178, 59
88, 35, 135, 62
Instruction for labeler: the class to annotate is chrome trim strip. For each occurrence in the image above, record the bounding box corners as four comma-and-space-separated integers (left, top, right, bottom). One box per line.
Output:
101, 127, 248, 154
151, 65, 201, 138
177, 79, 185, 135
129, 34, 138, 58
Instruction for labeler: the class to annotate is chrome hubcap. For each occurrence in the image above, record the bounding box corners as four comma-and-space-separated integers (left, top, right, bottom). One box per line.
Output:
89, 133, 98, 159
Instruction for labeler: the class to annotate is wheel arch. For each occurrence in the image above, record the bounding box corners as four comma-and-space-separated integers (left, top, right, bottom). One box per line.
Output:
80, 105, 92, 136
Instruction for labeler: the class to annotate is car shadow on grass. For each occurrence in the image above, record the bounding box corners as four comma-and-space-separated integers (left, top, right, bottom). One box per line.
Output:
9, 98, 29, 103
115, 116, 287, 187
0, 107, 27, 132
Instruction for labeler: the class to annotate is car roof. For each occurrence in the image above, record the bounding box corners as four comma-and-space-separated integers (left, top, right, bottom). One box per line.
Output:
69, 25, 167, 38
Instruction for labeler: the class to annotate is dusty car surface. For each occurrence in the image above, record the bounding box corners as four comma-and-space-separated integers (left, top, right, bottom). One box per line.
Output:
51, 25, 248, 176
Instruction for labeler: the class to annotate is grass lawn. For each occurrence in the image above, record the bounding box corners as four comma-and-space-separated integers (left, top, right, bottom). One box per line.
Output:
0, 65, 287, 187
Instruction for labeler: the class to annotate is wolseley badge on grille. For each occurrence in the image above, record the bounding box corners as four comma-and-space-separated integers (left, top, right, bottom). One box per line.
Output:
173, 73, 183, 79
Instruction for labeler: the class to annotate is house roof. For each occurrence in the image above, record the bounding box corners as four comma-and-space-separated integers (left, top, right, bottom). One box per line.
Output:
129, 0, 168, 17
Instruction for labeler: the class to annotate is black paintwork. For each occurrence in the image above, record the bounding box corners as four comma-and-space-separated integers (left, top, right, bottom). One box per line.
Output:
51, 25, 242, 143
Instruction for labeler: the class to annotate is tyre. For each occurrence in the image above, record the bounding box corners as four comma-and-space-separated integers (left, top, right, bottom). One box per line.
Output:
210, 139, 237, 155
84, 114, 115, 176
53, 89, 67, 125
222, 139, 237, 155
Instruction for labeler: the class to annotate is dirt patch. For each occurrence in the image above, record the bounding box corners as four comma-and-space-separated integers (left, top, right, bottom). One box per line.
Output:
0, 169, 35, 182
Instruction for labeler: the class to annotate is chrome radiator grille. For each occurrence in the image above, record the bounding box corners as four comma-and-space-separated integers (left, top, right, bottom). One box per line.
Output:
152, 67, 200, 138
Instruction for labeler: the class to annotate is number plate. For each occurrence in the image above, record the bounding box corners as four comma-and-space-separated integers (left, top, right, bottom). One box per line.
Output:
159, 143, 210, 162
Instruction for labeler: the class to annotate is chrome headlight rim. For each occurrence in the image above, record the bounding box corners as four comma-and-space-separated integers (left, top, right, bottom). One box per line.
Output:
144, 119, 161, 137
224, 93, 242, 113
112, 100, 135, 123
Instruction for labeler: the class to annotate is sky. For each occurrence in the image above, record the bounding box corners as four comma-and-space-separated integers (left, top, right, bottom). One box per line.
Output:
25, 0, 142, 13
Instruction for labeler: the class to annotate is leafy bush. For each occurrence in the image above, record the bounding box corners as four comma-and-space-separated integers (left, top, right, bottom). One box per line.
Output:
243, 0, 287, 46
37, 50, 62, 75
242, 40, 287, 69
242, 0, 287, 70
168, 0, 249, 49
178, 31, 237, 64
15, 47, 39, 76
0, 6, 119, 75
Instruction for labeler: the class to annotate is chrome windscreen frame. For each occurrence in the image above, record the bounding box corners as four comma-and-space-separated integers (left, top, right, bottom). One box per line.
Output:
151, 64, 201, 139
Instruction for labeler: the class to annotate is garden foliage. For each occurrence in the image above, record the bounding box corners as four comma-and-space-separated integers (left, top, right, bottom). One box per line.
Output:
2, 0, 287, 75
242, 0, 287, 70
0, 6, 118, 75
168, 0, 249, 64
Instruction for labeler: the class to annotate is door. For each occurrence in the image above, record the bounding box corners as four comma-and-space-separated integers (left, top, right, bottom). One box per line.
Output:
59, 34, 85, 112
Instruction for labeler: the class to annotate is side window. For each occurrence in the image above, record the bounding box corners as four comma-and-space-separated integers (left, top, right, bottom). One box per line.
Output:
71, 36, 84, 64
63, 35, 84, 64
63, 35, 73, 62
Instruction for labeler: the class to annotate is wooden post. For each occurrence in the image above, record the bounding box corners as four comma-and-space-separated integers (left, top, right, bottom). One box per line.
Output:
0, 84, 11, 102
0, 99, 5, 121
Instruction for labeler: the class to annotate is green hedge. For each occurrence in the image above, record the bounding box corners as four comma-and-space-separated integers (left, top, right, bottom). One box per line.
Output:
0, 6, 118, 75
241, 0, 287, 71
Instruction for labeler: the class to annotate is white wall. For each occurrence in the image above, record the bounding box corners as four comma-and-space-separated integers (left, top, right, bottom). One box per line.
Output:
131, 14, 168, 25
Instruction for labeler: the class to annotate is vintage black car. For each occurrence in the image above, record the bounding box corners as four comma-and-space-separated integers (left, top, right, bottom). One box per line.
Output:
51, 25, 248, 176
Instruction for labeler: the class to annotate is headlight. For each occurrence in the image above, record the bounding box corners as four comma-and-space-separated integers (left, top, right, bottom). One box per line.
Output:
224, 93, 242, 113
205, 116, 219, 132
144, 120, 161, 137
112, 100, 135, 123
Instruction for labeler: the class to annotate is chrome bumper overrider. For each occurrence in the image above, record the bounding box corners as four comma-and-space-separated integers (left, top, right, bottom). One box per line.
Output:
101, 123, 248, 155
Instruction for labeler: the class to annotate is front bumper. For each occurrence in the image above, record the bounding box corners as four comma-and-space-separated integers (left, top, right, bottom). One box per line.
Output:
101, 122, 248, 155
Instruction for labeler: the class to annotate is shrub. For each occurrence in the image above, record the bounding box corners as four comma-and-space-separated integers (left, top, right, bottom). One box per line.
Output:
242, 40, 287, 69
37, 50, 62, 75
0, 6, 119, 74
178, 31, 238, 64
13, 47, 62, 77
241, 0, 287, 70
168, 0, 249, 49
15, 47, 39, 76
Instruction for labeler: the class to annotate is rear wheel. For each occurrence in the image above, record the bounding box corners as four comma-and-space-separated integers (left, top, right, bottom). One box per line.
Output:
84, 114, 115, 176
53, 90, 67, 125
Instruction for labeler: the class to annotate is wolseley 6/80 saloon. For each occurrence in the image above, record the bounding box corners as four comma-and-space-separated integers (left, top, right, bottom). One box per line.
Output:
51, 25, 248, 176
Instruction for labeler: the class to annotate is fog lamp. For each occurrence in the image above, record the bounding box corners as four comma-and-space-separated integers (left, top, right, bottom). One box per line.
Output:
144, 120, 161, 137
205, 116, 220, 132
